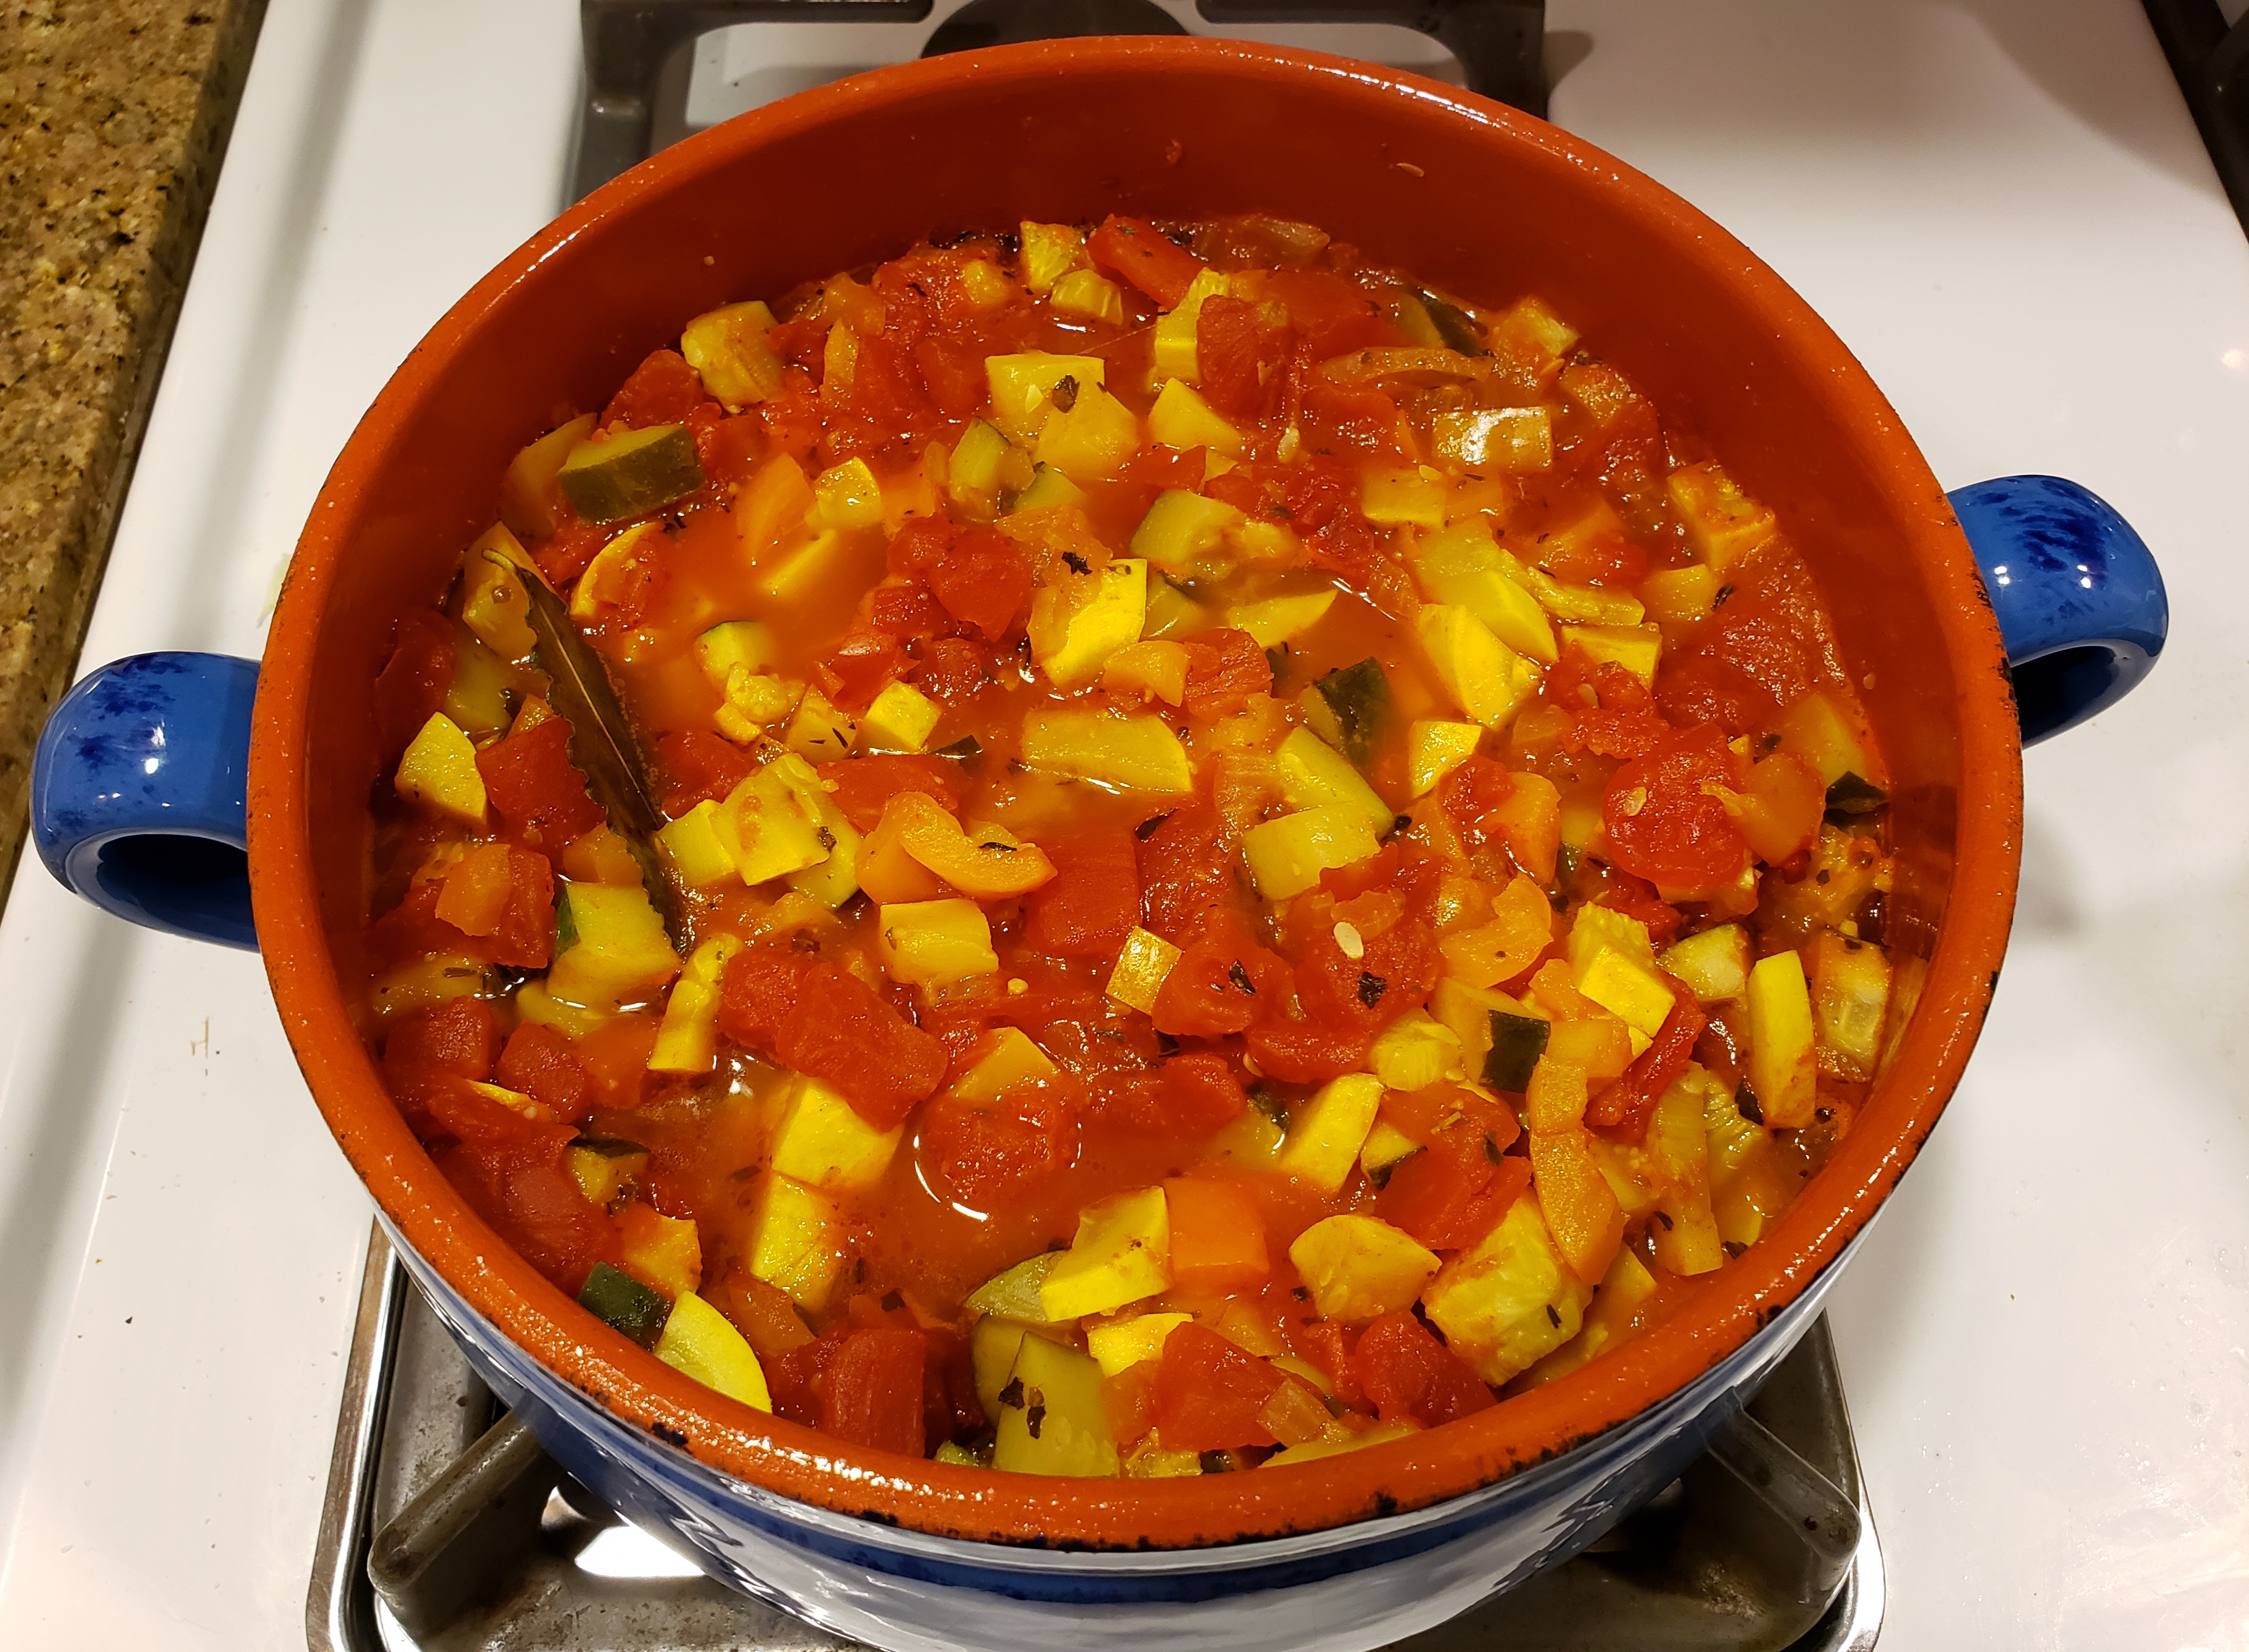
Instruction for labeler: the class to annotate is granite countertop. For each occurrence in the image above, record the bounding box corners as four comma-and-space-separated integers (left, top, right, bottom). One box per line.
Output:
0, 0, 264, 909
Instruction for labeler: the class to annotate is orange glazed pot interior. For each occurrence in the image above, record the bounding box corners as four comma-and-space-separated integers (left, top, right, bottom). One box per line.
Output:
249, 38, 2022, 1548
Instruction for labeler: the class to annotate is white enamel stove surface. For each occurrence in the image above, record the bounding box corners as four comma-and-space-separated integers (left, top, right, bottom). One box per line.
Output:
0, 2, 2243, 1647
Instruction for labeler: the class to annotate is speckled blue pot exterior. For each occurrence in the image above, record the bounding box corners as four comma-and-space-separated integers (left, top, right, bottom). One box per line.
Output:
388, 1219, 1853, 1652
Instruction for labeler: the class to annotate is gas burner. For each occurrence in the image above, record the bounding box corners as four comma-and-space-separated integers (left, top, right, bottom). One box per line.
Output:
307, 1230, 1882, 1651
570, 0, 1550, 200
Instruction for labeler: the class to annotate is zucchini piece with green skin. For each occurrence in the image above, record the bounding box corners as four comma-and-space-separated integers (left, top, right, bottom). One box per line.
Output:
578, 1260, 670, 1348
558, 424, 704, 523
1310, 657, 1390, 765
1824, 772, 1887, 825
1485, 1010, 1551, 1092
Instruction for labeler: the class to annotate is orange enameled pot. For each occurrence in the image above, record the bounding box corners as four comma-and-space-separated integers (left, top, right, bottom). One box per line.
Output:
239, 33, 2022, 1644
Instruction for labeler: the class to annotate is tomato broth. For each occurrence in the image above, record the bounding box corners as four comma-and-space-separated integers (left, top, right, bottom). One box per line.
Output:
361, 213, 1897, 1476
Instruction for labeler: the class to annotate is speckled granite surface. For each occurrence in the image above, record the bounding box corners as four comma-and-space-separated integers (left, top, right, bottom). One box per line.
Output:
0, 0, 265, 903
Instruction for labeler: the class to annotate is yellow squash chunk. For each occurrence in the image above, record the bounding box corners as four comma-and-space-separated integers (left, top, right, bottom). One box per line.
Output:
810, 457, 884, 530
1008, 462, 1088, 514
1704, 1080, 1793, 1248
947, 418, 1012, 506
1289, 1215, 1441, 1322
546, 882, 680, 1009
459, 524, 538, 659
568, 520, 663, 623
1775, 691, 1877, 789
956, 258, 1015, 312
1040, 1186, 1173, 1321
969, 1317, 1040, 1414
1406, 718, 1485, 797
1558, 622, 1664, 688
1368, 1009, 1464, 1092
1226, 589, 1336, 648
1499, 546, 1644, 626
770, 1072, 905, 1192
656, 799, 737, 888
1574, 947, 1676, 1039
1243, 804, 1382, 901
877, 898, 1000, 987
992, 1333, 1119, 1477
767, 754, 862, 908
1518, 1246, 1658, 1388
441, 635, 512, 739
512, 980, 611, 1040
1640, 564, 1723, 625
1087, 1312, 1193, 1377
498, 412, 598, 541
949, 1026, 1060, 1103
753, 528, 851, 607
1020, 708, 1195, 794
1259, 1420, 1421, 1469
742, 1173, 848, 1312
783, 688, 856, 764
1422, 1195, 1592, 1385
1643, 1070, 1725, 1275
1130, 488, 1246, 577
1151, 268, 1232, 381
1033, 557, 1147, 688
1432, 406, 1552, 473
882, 790, 1057, 897
859, 679, 943, 753
1666, 462, 1777, 572
653, 1290, 772, 1410
1360, 1120, 1423, 1181
648, 933, 744, 1073
985, 352, 1106, 436
732, 452, 814, 561
712, 764, 830, 887
965, 1252, 1062, 1322
1660, 924, 1751, 1004
1568, 903, 1655, 971
1275, 1072, 1384, 1195
1049, 268, 1124, 324
1746, 949, 1818, 1126
621, 1206, 702, 1300
1812, 931, 1892, 1081
559, 826, 640, 886
679, 298, 783, 407
1416, 603, 1540, 731
566, 1140, 646, 1208
1409, 519, 1558, 664
1106, 926, 1184, 1015
1018, 222, 1088, 292
1429, 977, 1545, 1084
465, 1080, 548, 1123
1361, 466, 1447, 528
1147, 378, 1243, 454
1143, 574, 1209, 640
558, 424, 703, 524
395, 712, 487, 826
1530, 1126, 1627, 1285
1034, 381, 1142, 481
1102, 639, 1190, 705
1274, 726, 1393, 836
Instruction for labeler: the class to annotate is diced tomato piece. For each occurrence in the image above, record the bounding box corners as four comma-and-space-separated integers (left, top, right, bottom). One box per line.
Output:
438, 844, 556, 969
756, 379, 825, 465
1653, 653, 1781, 739
366, 881, 483, 971
1105, 1362, 1161, 1446
1244, 1017, 1370, 1085
817, 628, 909, 712
909, 636, 992, 706
1288, 1321, 1364, 1408
1350, 1311, 1495, 1428
1299, 376, 1408, 460
574, 1014, 662, 1112
848, 332, 936, 435
1024, 829, 1140, 958
654, 729, 756, 817
1318, 842, 1401, 902
885, 513, 954, 578
1136, 802, 1240, 944
821, 1326, 928, 1457
867, 581, 955, 641
767, 1324, 849, 1428
915, 1084, 1076, 1210
927, 527, 1033, 641
1377, 1148, 1531, 1252
1164, 1176, 1269, 1295
436, 1124, 618, 1295
1197, 294, 1293, 422
1158, 1050, 1247, 1134
373, 610, 455, 761
717, 949, 947, 1129
827, 754, 961, 833
1585, 975, 1705, 1140
1291, 900, 1438, 1042
1253, 269, 1387, 358
495, 1021, 593, 1122
1115, 444, 1208, 491
1590, 876, 1683, 947
1152, 912, 1291, 1039
602, 348, 713, 430
694, 408, 765, 487
1540, 531, 1649, 590
1602, 723, 1752, 890
1439, 756, 1515, 847
1087, 214, 1205, 308
1153, 1323, 1283, 1452
477, 719, 607, 849
1180, 628, 1271, 721
913, 330, 992, 419
384, 996, 502, 1083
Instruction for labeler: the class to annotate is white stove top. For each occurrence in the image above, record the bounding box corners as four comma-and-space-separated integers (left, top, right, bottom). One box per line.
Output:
1, 3, 2244, 1647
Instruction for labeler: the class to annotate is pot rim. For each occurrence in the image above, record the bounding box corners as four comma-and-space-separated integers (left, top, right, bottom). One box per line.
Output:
247, 34, 2023, 1551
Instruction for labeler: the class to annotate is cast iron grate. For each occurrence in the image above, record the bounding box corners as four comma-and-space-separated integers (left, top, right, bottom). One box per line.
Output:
305, 1230, 1882, 1651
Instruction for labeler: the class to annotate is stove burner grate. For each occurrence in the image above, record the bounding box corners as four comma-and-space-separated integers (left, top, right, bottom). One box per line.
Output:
307, 1228, 1882, 1652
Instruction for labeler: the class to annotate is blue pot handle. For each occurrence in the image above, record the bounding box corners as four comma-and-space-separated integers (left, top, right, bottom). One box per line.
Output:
1948, 476, 2167, 745
29, 651, 260, 950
